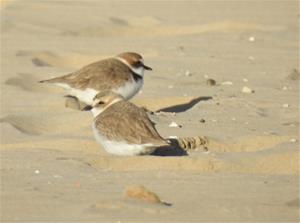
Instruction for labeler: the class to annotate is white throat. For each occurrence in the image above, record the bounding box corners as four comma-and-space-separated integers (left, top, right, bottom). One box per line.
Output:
91, 107, 104, 117
116, 57, 145, 77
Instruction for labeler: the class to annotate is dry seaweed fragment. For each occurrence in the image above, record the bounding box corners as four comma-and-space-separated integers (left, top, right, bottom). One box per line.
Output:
177, 136, 209, 151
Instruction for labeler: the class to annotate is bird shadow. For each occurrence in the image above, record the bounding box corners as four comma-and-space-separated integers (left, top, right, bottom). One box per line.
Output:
151, 139, 188, 156
156, 96, 212, 113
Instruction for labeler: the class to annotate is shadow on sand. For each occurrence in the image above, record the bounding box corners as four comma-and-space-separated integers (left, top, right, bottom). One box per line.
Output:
156, 96, 212, 113
151, 139, 189, 156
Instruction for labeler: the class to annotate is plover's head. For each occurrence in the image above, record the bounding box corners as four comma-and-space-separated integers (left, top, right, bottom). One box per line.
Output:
83, 91, 124, 117
116, 52, 152, 77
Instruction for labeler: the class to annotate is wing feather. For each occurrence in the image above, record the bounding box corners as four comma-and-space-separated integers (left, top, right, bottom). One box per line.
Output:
40, 58, 132, 90
94, 101, 167, 146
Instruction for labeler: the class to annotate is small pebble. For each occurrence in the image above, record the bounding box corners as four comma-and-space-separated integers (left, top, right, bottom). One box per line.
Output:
290, 138, 297, 143
248, 36, 255, 42
169, 121, 182, 128
287, 69, 300, 81
206, 79, 216, 86
245, 122, 249, 125
204, 74, 209, 79
178, 46, 184, 51
282, 86, 288, 90
283, 104, 289, 108
211, 119, 217, 122
31, 58, 51, 67
185, 70, 191, 76
199, 119, 206, 123
34, 170, 40, 174
248, 56, 255, 61
231, 117, 236, 121
242, 86, 254, 93
203, 147, 210, 153
168, 85, 174, 89
221, 81, 233, 85
243, 78, 248, 82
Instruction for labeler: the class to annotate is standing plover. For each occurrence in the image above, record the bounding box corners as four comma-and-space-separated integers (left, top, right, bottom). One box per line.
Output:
83, 91, 169, 156
39, 52, 152, 105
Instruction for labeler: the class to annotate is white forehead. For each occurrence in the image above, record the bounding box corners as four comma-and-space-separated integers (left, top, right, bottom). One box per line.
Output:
115, 57, 145, 77
116, 56, 143, 64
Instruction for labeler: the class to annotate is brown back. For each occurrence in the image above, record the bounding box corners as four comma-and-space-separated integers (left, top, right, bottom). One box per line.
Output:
51, 58, 133, 90
94, 101, 167, 146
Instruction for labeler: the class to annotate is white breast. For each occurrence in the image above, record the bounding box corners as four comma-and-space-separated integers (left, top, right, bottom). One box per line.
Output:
92, 123, 156, 156
113, 79, 143, 100
55, 76, 142, 104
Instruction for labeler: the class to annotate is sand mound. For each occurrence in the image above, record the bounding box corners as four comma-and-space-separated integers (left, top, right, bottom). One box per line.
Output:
124, 185, 167, 205
0, 112, 91, 136
16, 50, 106, 69
61, 20, 284, 38
88, 198, 170, 215
88, 146, 299, 175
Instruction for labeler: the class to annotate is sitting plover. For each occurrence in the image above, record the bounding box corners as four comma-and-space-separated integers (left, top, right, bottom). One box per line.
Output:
39, 52, 152, 105
83, 91, 169, 156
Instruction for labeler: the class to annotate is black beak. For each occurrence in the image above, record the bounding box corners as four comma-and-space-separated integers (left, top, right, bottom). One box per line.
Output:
143, 64, 152, 71
82, 105, 93, 111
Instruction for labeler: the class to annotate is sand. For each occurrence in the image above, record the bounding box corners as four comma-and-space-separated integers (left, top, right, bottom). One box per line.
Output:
1, 0, 299, 222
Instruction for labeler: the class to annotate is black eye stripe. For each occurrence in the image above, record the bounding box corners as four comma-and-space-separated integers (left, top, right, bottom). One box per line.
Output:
98, 101, 105, 105
133, 61, 142, 67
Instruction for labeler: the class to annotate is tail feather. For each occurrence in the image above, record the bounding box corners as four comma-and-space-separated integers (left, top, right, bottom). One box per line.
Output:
39, 76, 62, 84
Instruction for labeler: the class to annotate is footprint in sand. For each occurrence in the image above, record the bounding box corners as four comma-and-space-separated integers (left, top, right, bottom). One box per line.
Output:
0, 115, 45, 135
16, 50, 106, 69
5, 73, 58, 93
0, 113, 91, 136
15, 50, 159, 81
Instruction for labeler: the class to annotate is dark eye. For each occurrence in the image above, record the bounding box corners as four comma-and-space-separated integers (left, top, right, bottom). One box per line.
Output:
134, 61, 142, 67
98, 101, 105, 105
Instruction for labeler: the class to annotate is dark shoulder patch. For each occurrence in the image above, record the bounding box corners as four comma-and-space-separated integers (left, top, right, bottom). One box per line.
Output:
131, 71, 143, 82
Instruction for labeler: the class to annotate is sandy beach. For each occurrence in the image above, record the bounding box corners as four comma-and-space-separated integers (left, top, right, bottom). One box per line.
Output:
1, 0, 299, 222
